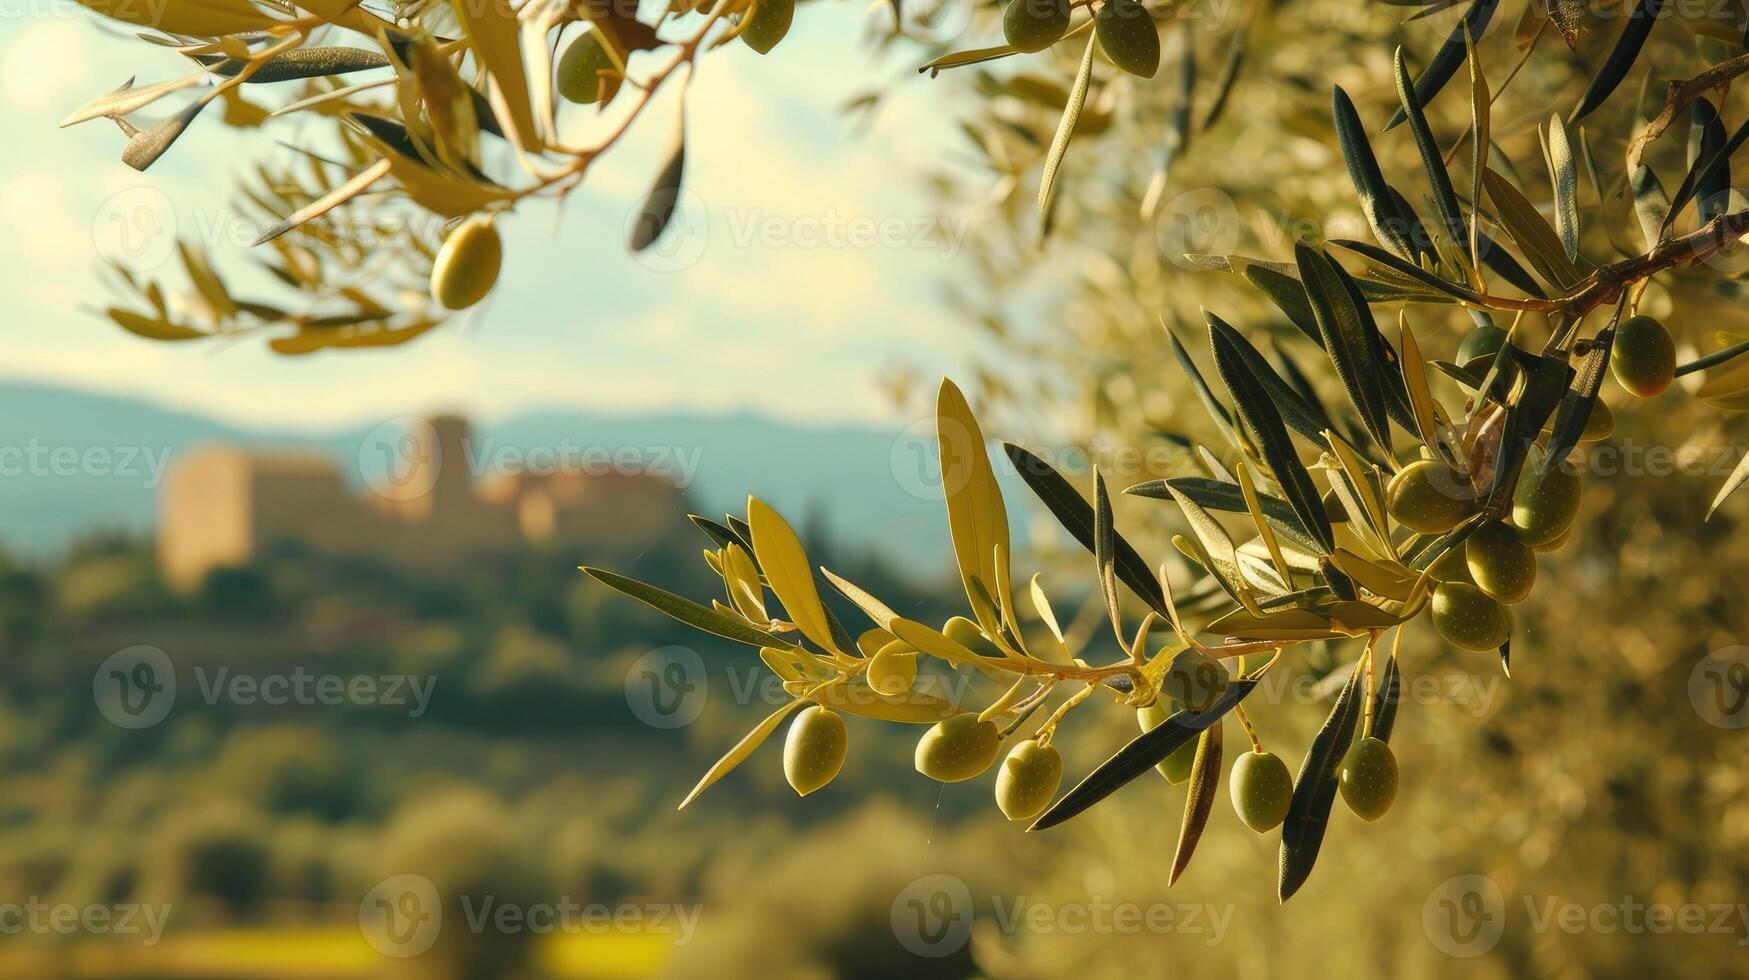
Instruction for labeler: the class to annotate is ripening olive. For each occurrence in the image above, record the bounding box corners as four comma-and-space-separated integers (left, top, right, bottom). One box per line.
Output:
1545, 398, 1614, 444
1456, 324, 1507, 371
1003, 0, 1071, 53
1511, 459, 1581, 548
995, 738, 1063, 821
1611, 314, 1677, 398
1338, 736, 1397, 821
783, 705, 847, 796
1163, 648, 1228, 713
943, 616, 1005, 658
1464, 522, 1537, 604
1534, 524, 1572, 553
867, 640, 918, 698
741, 0, 794, 55
1229, 750, 1294, 832
1096, 0, 1160, 78
1137, 700, 1198, 784
1430, 581, 1511, 652
1386, 459, 1476, 534
556, 30, 616, 105
429, 214, 501, 310
915, 713, 1001, 782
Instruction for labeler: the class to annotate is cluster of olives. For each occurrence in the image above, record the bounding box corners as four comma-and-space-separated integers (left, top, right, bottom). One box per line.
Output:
1387, 453, 1581, 652
429, 214, 502, 311
1002, 0, 1161, 77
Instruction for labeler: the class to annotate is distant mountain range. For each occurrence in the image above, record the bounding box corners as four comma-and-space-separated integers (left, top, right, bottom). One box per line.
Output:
0, 382, 969, 576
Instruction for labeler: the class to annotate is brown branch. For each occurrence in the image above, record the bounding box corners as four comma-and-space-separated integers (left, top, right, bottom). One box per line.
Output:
1627, 52, 1749, 172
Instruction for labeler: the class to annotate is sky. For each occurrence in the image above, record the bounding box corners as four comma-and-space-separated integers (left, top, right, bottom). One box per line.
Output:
0, 3, 987, 434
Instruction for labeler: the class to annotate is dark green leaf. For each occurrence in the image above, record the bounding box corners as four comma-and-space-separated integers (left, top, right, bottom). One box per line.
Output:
1373, 654, 1403, 743
1570, 0, 1666, 123
1207, 310, 1336, 554
1392, 48, 1469, 259
1384, 0, 1502, 130
1279, 661, 1364, 902
582, 566, 785, 649
1003, 444, 1168, 615
1547, 327, 1613, 467
1129, 477, 1324, 553
1294, 244, 1393, 457
1333, 86, 1415, 258
1031, 680, 1257, 831
1206, 314, 1330, 443
1169, 721, 1223, 885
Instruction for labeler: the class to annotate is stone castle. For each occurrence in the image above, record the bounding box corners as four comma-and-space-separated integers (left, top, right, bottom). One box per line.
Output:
158, 415, 684, 591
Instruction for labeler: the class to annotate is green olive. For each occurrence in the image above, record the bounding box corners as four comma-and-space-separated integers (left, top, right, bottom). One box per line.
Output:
1545, 399, 1614, 444
1003, 0, 1071, 53
429, 214, 501, 310
1511, 459, 1581, 548
1337, 736, 1397, 821
1162, 649, 1227, 713
1610, 314, 1677, 398
741, 0, 794, 55
555, 31, 616, 105
1456, 324, 1507, 371
867, 640, 917, 698
1386, 459, 1476, 534
783, 705, 847, 796
1137, 700, 1198, 784
1533, 524, 1572, 553
1096, 0, 1160, 78
1229, 750, 1294, 832
915, 713, 1000, 782
1464, 522, 1537, 604
943, 616, 1005, 658
1430, 582, 1511, 652
994, 738, 1063, 821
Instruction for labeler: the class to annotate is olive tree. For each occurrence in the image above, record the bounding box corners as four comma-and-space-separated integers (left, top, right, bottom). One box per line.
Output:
62, 0, 1749, 910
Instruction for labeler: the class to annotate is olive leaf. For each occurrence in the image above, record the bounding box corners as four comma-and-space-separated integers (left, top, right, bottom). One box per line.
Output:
1385, 0, 1502, 130
123, 98, 210, 171
1392, 47, 1469, 262
1207, 309, 1336, 555
1333, 86, 1416, 259
1547, 326, 1614, 467
1706, 452, 1749, 520
199, 47, 390, 83
939, 379, 1012, 633
1039, 33, 1097, 215
1031, 679, 1258, 830
1003, 443, 1169, 615
449, 0, 540, 151
1294, 244, 1394, 459
581, 566, 802, 651
1373, 653, 1404, 743
1129, 477, 1323, 553
1481, 167, 1581, 290
1093, 467, 1123, 639
821, 568, 901, 630
1546, 114, 1580, 262
1665, 109, 1748, 234
630, 104, 687, 252
1167, 322, 1247, 454
679, 700, 806, 809
748, 496, 840, 654
1279, 660, 1364, 902
1169, 721, 1223, 885
1205, 313, 1329, 443
1569, 0, 1665, 123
